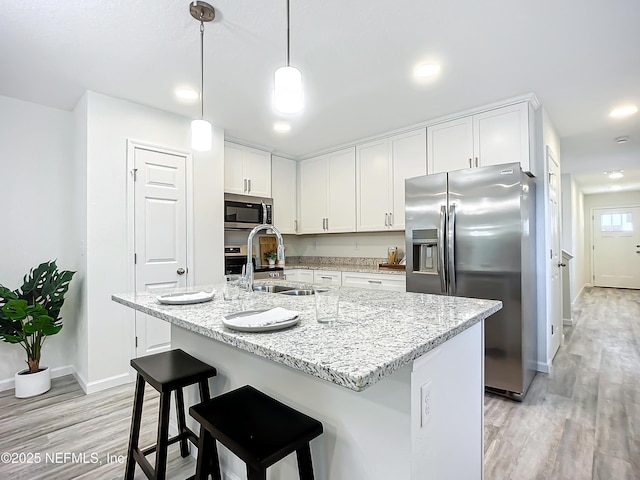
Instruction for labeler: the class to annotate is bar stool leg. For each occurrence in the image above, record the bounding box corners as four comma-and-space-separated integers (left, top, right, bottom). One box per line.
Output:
296, 443, 315, 480
198, 379, 210, 402
175, 387, 190, 457
195, 427, 222, 480
125, 374, 146, 480
154, 391, 172, 480
246, 465, 267, 480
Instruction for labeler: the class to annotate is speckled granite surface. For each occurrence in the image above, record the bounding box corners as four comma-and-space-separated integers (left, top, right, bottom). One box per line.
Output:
112, 284, 500, 392
284, 256, 406, 275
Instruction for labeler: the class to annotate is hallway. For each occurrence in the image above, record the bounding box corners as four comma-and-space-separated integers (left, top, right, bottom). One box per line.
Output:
485, 287, 640, 479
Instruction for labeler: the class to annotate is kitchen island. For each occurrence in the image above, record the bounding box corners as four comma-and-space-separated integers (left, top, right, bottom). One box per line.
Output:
113, 283, 501, 480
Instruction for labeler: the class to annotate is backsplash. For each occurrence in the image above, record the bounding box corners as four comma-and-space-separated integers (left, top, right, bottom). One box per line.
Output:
283, 231, 405, 259
286, 256, 387, 268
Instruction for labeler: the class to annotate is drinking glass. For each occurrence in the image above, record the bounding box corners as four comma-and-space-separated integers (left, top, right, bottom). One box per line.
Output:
313, 285, 340, 324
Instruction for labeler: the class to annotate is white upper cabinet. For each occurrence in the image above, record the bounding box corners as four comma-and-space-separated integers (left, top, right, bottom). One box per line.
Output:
428, 102, 533, 175
357, 128, 427, 232
299, 147, 356, 234
224, 142, 272, 197
427, 117, 473, 174
271, 155, 297, 234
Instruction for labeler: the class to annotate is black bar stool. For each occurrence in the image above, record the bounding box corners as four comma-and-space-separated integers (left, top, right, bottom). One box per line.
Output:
190, 385, 323, 480
125, 349, 217, 480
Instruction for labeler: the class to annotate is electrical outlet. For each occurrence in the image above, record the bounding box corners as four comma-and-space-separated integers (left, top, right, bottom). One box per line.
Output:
420, 380, 432, 427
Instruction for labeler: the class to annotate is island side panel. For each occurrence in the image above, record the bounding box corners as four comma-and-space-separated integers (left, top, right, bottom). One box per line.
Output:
410, 320, 484, 479
172, 324, 413, 480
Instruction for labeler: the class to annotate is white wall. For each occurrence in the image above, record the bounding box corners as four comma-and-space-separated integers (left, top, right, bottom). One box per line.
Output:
560, 174, 586, 304
0, 95, 78, 386
284, 232, 405, 259
78, 91, 223, 392
582, 190, 640, 286
534, 107, 561, 372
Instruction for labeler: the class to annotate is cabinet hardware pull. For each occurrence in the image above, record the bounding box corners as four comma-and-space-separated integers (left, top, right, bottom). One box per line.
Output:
321, 276, 332, 280
326, 218, 329, 230
469, 158, 472, 168
389, 212, 393, 226
368, 279, 382, 284
294, 220, 298, 232
475, 157, 479, 168
385, 213, 389, 226
248, 178, 251, 192
243, 178, 247, 192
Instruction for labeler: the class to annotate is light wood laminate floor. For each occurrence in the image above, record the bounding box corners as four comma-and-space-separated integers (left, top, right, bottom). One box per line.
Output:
0, 287, 638, 479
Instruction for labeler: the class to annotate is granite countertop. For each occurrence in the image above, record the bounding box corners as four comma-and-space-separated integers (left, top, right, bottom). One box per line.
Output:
283, 263, 406, 275
112, 284, 501, 392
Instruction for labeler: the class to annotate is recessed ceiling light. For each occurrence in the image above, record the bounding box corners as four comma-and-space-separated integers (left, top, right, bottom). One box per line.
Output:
609, 105, 638, 118
175, 88, 199, 102
414, 64, 441, 78
604, 170, 624, 179
273, 121, 291, 133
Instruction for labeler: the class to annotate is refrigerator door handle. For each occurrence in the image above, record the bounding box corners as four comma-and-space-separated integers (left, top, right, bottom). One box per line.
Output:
438, 205, 447, 293
448, 204, 457, 295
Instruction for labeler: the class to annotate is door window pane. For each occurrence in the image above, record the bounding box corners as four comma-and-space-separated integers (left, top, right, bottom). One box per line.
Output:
601, 212, 633, 232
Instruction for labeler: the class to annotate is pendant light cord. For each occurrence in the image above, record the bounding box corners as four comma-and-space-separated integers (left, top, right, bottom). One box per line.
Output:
286, 0, 290, 66
200, 21, 205, 119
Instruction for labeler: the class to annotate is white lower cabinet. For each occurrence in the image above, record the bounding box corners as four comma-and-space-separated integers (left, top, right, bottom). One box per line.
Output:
341, 272, 406, 292
284, 269, 314, 283
313, 270, 342, 286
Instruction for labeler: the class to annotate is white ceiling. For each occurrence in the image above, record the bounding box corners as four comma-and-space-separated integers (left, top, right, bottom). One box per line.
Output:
1, 0, 639, 193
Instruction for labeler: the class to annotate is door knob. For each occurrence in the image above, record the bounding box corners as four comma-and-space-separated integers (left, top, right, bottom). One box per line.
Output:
558, 262, 566, 268
177, 267, 186, 275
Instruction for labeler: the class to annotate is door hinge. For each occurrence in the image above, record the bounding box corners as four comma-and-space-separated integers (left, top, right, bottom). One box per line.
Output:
135, 336, 138, 348
131, 168, 138, 181
134, 253, 137, 264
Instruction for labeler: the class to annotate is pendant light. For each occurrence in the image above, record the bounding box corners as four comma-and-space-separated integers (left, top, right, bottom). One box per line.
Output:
274, 0, 303, 114
189, 1, 215, 151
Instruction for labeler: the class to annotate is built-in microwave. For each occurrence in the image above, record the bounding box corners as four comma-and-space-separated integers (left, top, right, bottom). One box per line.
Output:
224, 193, 272, 229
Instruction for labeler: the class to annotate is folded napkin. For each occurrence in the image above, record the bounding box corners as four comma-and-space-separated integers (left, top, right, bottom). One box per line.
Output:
158, 291, 213, 303
224, 307, 299, 328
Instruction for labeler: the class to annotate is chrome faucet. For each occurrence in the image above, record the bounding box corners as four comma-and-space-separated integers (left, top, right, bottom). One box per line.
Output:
245, 224, 285, 291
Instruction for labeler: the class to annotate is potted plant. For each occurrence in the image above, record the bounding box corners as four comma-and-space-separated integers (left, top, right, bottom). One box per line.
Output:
0, 260, 75, 398
264, 251, 278, 266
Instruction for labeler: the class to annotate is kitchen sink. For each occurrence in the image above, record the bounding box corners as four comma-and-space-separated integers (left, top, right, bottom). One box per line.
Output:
253, 284, 295, 293
252, 284, 315, 295
279, 289, 314, 296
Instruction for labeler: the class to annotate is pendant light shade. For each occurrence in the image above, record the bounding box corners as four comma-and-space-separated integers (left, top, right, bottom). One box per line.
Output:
274, 0, 303, 114
189, 1, 215, 151
191, 118, 213, 151
274, 65, 303, 114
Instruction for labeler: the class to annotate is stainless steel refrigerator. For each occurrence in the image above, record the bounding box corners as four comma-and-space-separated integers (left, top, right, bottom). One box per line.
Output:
405, 162, 537, 400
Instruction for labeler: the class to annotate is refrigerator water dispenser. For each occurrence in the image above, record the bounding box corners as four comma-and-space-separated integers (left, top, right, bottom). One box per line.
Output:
412, 229, 438, 274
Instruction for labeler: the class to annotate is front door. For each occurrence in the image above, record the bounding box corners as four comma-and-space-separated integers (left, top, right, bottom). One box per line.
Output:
133, 145, 189, 357
593, 206, 640, 289
548, 148, 563, 360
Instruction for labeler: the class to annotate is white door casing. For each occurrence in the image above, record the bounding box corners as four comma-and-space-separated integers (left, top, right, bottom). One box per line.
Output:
592, 206, 640, 289
127, 141, 193, 359
547, 148, 563, 361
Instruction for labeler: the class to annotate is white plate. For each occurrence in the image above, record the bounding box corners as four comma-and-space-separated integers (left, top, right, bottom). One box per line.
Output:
157, 291, 215, 305
222, 309, 300, 332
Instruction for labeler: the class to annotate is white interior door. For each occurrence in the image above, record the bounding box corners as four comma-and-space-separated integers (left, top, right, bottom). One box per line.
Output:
133, 146, 189, 357
593, 206, 640, 289
548, 149, 562, 360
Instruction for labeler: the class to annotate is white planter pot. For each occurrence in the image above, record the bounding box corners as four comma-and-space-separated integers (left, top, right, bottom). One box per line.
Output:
15, 366, 51, 398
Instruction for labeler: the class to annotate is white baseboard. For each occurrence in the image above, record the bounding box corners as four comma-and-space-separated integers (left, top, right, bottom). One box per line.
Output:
536, 361, 550, 374
0, 365, 75, 393
563, 317, 574, 326
74, 371, 132, 394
